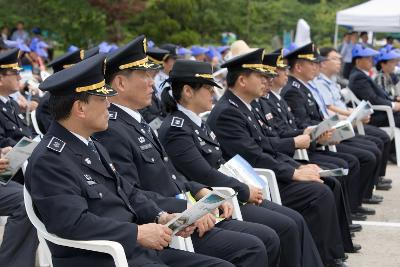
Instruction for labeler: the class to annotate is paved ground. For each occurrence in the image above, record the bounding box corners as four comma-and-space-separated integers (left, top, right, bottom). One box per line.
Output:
1, 164, 399, 266
347, 163, 400, 267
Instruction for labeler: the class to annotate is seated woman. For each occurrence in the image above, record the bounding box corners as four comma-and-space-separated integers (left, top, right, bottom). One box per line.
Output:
158, 59, 325, 267
374, 48, 400, 101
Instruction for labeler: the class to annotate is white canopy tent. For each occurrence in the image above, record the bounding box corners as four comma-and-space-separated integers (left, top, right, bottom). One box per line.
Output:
335, 0, 400, 46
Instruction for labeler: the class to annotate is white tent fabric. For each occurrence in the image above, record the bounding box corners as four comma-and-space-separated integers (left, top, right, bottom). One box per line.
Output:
294, 19, 311, 47
336, 0, 400, 32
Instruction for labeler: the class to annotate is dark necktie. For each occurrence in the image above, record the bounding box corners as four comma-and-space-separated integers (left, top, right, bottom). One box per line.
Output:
6, 100, 15, 114
88, 140, 101, 160
140, 117, 155, 142
200, 122, 209, 136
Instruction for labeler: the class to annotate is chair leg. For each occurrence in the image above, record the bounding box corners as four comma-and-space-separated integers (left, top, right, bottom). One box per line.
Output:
395, 129, 400, 167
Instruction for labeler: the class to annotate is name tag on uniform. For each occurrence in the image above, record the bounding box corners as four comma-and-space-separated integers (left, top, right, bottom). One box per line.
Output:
18, 114, 24, 120
140, 143, 152, 150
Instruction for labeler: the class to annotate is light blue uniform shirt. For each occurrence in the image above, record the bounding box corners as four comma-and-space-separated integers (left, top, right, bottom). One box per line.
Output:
314, 74, 347, 110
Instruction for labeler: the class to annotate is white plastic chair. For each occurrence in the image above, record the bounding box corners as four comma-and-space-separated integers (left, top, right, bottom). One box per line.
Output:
293, 149, 310, 161
30, 110, 44, 137
23, 186, 129, 267
254, 168, 282, 205
341, 87, 400, 166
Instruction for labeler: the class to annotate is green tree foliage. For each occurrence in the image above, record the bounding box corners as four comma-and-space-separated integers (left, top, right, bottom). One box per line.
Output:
0, 0, 367, 49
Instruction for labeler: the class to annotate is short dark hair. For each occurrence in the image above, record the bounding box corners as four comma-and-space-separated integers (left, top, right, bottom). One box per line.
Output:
360, 31, 368, 37
226, 69, 253, 87
319, 47, 337, 58
162, 81, 202, 113
105, 69, 133, 85
49, 92, 90, 121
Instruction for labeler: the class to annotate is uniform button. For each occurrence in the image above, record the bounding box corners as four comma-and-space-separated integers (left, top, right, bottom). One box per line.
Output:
208, 149, 212, 153
19, 128, 22, 132
117, 186, 122, 191
215, 147, 219, 150
151, 158, 155, 162
258, 136, 262, 141
164, 157, 168, 162
12, 126, 16, 130
98, 192, 103, 198
172, 175, 177, 180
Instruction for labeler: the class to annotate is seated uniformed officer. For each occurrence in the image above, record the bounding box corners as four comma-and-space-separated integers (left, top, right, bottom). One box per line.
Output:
206, 48, 347, 267
36, 47, 99, 134
158, 59, 324, 267
0, 145, 39, 267
256, 52, 359, 252
94, 35, 273, 267
281, 43, 380, 220
0, 48, 32, 147
25, 53, 234, 267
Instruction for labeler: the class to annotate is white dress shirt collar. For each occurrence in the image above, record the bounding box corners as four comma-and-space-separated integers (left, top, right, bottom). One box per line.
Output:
177, 104, 203, 127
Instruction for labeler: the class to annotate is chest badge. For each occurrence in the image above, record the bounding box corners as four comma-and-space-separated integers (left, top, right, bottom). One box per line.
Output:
194, 129, 199, 135
2, 107, 6, 112
138, 136, 145, 143
210, 131, 216, 140
85, 158, 92, 165
18, 114, 24, 120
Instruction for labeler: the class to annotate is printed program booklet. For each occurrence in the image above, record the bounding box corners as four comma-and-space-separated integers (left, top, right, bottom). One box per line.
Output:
165, 190, 236, 234
0, 137, 39, 185
346, 100, 374, 123
319, 168, 349, 177
309, 114, 355, 145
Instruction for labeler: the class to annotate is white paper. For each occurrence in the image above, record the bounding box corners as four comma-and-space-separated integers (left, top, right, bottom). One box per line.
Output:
165, 190, 236, 234
319, 168, 349, 177
0, 137, 39, 184
310, 114, 340, 141
346, 100, 374, 123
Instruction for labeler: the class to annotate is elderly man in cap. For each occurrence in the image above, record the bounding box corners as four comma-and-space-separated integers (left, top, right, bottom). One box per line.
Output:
0, 48, 39, 267
26, 52, 234, 267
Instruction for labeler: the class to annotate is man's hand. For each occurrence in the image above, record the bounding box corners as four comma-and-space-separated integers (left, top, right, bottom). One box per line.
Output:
137, 223, 172, 250
293, 165, 323, 183
361, 115, 371, 124
303, 127, 314, 135
248, 185, 263, 204
316, 129, 334, 145
195, 213, 216, 237
219, 202, 233, 219
0, 147, 11, 173
294, 134, 311, 149
393, 102, 400, 112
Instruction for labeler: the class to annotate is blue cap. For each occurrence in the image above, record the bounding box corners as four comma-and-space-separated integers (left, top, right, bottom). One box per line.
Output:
217, 46, 230, 54
177, 47, 191, 56
377, 48, 400, 63
352, 44, 379, 59
205, 47, 221, 60
191, 46, 209, 56
68, 45, 79, 53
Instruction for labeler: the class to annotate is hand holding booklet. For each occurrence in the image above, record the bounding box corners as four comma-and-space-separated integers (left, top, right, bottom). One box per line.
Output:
165, 190, 237, 235
0, 137, 39, 185
309, 114, 355, 145
346, 100, 374, 123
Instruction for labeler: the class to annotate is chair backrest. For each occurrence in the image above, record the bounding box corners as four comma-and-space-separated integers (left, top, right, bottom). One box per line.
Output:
341, 88, 361, 108
254, 168, 282, 205
30, 110, 44, 137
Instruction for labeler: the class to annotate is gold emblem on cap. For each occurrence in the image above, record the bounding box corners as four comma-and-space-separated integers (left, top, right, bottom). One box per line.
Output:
195, 73, 213, 79
80, 50, 84, 60
103, 58, 107, 75
143, 38, 147, 53
76, 80, 106, 93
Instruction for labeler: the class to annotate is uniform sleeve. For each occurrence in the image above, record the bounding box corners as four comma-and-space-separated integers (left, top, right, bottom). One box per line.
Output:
314, 80, 334, 106
350, 73, 392, 106
161, 125, 250, 202
208, 107, 295, 183
95, 128, 187, 214
26, 153, 139, 258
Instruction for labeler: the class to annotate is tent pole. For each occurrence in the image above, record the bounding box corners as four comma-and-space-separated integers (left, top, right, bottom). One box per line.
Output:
334, 24, 339, 48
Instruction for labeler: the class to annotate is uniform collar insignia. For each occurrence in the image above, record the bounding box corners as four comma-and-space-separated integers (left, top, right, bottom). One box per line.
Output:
292, 81, 300, 88
46, 136, 66, 153
109, 111, 117, 120
171, 116, 184, 127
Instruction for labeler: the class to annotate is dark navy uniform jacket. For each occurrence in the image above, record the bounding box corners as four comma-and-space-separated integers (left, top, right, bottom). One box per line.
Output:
250, 98, 296, 156
35, 93, 52, 134
263, 93, 304, 138
158, 110, 250, 202
25, 121, 164, 267
0, 98, 32, 147
349, 67, 392, 106
207, 89, 300, 186
94, 104, 206, 213
281, 76, 324, 129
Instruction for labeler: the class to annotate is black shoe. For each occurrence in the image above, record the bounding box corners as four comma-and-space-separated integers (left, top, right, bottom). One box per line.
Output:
376, 182, 392, 191
326, 258, 348, 267
349, 223, 362, 232
347, 243, 362, 253
351, 232, 355, 238
343, 254, 349, 261
351, 212, 367, 221
356, 206, 376, 215
362, 195, 383, 204
389, 153, 397, 164
379, 177, 392, 184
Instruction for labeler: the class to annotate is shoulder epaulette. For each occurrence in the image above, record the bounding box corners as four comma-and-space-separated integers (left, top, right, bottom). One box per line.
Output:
171, 116, 184, 127
46, 137, 65, 153
228, 99, 239, 108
